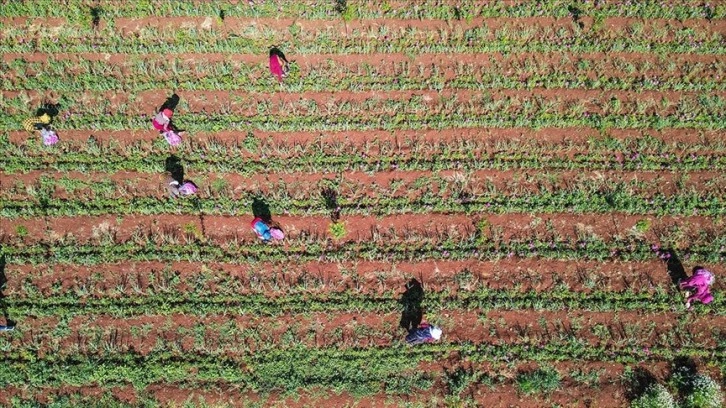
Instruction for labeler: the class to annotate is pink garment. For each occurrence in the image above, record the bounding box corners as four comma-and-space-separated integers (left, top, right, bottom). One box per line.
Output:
152, 111, 171, 132
178, 182, 197, 196
679, 269, 715, 305
164, 130, 181, 146
269, 55, 285, 82
270, 228, 285, 240
41, 128, 59, 146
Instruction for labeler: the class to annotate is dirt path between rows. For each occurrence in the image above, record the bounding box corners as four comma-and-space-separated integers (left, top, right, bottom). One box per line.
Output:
2, 212, 719, 247
6, 258, 723, 299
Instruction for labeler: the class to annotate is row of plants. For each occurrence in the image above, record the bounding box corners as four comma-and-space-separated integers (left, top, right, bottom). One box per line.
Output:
1, 313, 717, 379
2, 180, 722, 218
0, 342, 721, 392
2, 0, 723, 20
3, 133, 724, 174
4, 128, 724, 155
2, 54, 723, 93
4, 283, 723, 319
2, 19, 724, 55
2, 255, 680, 302
0, 255, 683, 300
2, 105, 725, 136
5, 86, 724, 118
6, 166, 723, 197
4, 226, 724, 265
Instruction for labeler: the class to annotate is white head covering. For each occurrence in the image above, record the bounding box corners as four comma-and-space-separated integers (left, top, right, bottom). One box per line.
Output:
430, 326, 442, 340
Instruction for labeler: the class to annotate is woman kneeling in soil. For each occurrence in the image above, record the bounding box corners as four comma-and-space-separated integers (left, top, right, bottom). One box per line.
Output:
680, 267, 715, 309
251, 217, 284, 242
406, 322, 442, 345
167, 177, 197, 198
152, 108, 182, 146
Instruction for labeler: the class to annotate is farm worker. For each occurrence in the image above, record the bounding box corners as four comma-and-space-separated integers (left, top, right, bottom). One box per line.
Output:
679, 267, 715, 309
152, 108, 174, 132
269, 48, 289, 82
22, 113, 51, 132
152, 108, 183, 146
167, 178, 197, 197
251, 217, 284, 242
40, 126, 59, 146
405, 322, 442, 345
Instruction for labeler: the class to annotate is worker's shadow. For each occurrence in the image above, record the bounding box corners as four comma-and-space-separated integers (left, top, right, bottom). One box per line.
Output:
159, 93, 180, 112
252, 196, 284, 232
625, 366, 658, 402
165, 155, 184, 184
36, 102, 61, 119
252, 196, 272, 221
399, 278, 424, 331
0, 254, 16, 328
321, 187, 341, 222
657, 249, 688, 286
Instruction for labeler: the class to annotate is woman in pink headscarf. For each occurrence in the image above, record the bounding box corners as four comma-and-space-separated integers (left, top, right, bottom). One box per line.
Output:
152, 108, 173, 132
152, 108, 182, 146
269, 47, 289, 83
679, 267, 715, 309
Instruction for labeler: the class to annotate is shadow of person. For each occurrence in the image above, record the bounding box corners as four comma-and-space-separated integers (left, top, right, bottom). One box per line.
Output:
36, 102, 61, 119
624, 366, 658, 402
252, 196, 272, 222
159, 93, 180, 112
269, 46, 288, 63
670, 356, 698, 397
321, 187, 341, 222
658, 249, 688, 286
0, 254, 15, 328
165, 155, 184, 184
90, 6, 102, 28
399, 278, 424, 331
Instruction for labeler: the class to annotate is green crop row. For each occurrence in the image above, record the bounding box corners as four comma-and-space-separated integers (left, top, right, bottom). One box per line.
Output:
2, 132, 725, 174
0, 342, 721, 393
1, 19, 724, 56
5, 284, 724, 320
1, 180, 722, 218
4, 228, 724, 266
2, 54, 723, 93
2, 257, 690, 305
5, 83, 725, 118
6, 167, 722, 200
1, 0, 724, 20
2, 108, 725, 136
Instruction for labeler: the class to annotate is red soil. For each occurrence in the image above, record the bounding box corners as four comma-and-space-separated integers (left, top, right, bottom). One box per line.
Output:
5, 87, 723, 117
2, 212, 720, 248
6, 126, 722, 148
1, 168, 723, 202
5, 258, 723, 302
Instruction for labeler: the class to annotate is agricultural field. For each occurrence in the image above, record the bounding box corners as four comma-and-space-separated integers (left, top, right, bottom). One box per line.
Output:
0, 0, 725, 407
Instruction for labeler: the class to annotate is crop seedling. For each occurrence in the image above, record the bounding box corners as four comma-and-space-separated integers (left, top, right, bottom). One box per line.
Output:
516, 366, 562, 395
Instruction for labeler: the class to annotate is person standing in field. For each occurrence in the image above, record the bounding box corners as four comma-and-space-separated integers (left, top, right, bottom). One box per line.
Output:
269, 46, 290, 83
406, 321, 442, 345
679, 267, 715, 309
